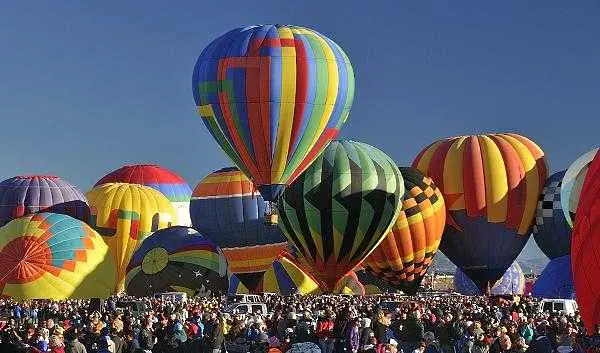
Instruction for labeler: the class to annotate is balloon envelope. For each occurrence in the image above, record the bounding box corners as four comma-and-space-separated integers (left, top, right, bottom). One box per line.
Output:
0, 175, 90, 227
413, 133, 547, 291
192, 24, 355, 201
532, 255, 575, 299
125, 226, 229, 297
86, 183, 176, 292
571, 149, 600, 334
454, 262, 524, 296
190, 167, 287, 291
95, 164, 192, 226
561, 148, 598, 228
0, 213, 116, 299
364, 167, 445, 293
278, 140, 403, 291
533, 171, 571, 259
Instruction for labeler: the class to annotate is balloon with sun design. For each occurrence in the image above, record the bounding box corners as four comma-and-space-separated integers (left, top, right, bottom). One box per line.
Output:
125, 226, 229, 297
0, 213, 116, 299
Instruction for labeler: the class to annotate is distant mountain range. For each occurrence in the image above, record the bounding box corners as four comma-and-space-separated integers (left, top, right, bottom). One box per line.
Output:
430, 237, 550, 275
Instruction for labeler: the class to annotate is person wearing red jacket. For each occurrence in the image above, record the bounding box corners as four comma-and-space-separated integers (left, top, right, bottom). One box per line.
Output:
317, 310, 336, 353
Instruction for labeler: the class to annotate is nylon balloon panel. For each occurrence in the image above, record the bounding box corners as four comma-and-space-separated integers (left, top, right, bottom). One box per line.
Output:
278, 140, 403, 291
571, 149, 600, 334
190, 167, 286, 249
364, 167, 445, 290
86, 183, 176, 293
532, 171, 571, 259
531, 255, 575, 299
222, 243, 288, 274
261, 255, 319, 295
192, 25, 355, 190
454, 262, 524, 296
95, 164, 192, 226
561, 148, 598, 228
412, 133, 546, 290
125, 226, 229, 297
0, 213, 116, 299
0, 175, 90, 227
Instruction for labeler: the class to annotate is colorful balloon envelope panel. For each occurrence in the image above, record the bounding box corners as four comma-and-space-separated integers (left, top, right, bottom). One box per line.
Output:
125, 226, 229, 297
363, 167, 446, 292
227, 254, 319, 295
571, 149, 600, 334
190, 167, 287, 291
86, 183, 176, 292
0, 213, 116, 299
561, 148, 598, 228
533, 171, 572, 259
531, 255, 575, 299
413, 133, 547, 290
192, 24, 355, 201
278, 140, 403, 291
95, 164, 193, 226
0, 175, 90, 227
454, 262, 525, 296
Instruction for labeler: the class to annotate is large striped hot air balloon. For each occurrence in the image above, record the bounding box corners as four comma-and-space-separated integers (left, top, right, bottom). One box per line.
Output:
125, 226, 229, 297
561, 148, 598, 228
86, 183, 176, 292
413, 133, 547, 291
363, 167, 445, 293
95, 164, 193, 226
190, 167, 287, 292
571, 149, 600, 334
192, 25, 355, 219
454, 262, 525, 296
278, 140, 403, 291
0, 175, 89, 227
0, 213, 116, 299
533, 171, 572, 259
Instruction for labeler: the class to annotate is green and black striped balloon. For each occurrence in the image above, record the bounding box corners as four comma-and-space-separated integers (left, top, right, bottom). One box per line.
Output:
277, 140, 403, 291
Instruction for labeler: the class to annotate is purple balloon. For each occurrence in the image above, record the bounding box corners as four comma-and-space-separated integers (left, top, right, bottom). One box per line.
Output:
0, 175, 90, 226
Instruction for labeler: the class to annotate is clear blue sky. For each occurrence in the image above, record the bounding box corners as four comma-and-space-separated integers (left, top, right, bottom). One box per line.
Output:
1, 1, 598, 192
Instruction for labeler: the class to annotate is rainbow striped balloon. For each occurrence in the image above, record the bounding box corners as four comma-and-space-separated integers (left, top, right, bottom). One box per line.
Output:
192, 25, 355, 201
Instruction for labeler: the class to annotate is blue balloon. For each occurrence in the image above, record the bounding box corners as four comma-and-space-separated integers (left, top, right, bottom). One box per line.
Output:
532, 255, 575, 299
454, 262, 524, 296
533, 171, 571, 259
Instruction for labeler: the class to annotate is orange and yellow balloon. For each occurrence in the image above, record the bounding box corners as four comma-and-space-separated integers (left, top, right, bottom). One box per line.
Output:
363, 167, 445, 293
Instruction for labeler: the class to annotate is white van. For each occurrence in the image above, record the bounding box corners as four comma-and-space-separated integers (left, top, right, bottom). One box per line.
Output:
226, 294, 262, 305
539, 299, 578, 315
154, 292, 188, 303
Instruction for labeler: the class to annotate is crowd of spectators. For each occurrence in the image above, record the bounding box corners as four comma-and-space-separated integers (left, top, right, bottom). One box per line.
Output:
0, 294, 597, 353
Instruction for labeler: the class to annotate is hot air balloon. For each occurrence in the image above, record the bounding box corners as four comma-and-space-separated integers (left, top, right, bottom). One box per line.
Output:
355, 269, 395, 294
86, 183, 176, 292
0, 213, 116, 299
562, 148, 598, 228
125, 226, 229, 297
571, 149, 600, 334
190, 167, 288, 292
95, 164, 193, 226
228, 274, 250, 294
413, 133, 547, 291
363, 167, 445, 293
0, 175, 90, 227
332, 271, 365, 295
454, 262, 524, 296
278, 140, 403, 291
192, 24, 355, 223
533, 171, 572, 259
531, 255, 575, 299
